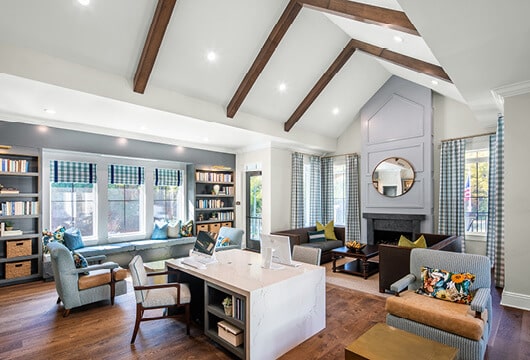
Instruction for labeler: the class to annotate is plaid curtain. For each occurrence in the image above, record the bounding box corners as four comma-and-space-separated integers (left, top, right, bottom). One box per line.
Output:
108, 164, 145, 185
487, 116, 505, 287
309, 155, 322, 225
154, 168, 182, 186
321, 157, 334, 224
438, 139, 466, 251
50, 160, 96, 183
291, 152, 304, 228
345, 154, 361, 241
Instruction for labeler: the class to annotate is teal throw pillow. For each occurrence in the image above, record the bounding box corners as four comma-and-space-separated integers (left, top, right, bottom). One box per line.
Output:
64, 227, 85, 250
72, 251, 89, 275
308, 230, 326, 243
151, 221, 168, 240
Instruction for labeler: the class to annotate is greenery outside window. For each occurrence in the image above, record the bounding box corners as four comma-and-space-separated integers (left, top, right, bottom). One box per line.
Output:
108, 184, 144, 235
50, 182, 96, 238
153, 185, 180, 221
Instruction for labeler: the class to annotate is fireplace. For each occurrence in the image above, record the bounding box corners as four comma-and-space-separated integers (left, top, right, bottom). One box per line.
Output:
363, 213, 426, 245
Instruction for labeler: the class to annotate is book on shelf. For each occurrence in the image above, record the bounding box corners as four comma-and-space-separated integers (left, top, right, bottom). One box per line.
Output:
1, 229, 24, 237
0, 188, 20, 194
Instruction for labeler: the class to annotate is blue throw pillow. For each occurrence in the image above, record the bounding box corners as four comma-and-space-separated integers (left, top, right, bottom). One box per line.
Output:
308, 230, 326, 243
151, 221, 168, 240
63, 228, 85, 250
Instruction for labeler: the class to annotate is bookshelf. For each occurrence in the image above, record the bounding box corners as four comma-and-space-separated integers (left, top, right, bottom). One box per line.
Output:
0, 146, 41, 286
187, 165, 235, 235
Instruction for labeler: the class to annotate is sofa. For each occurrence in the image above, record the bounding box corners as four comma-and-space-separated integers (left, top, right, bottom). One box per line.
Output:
271, 226, 345, 264
378, 233, 462, 293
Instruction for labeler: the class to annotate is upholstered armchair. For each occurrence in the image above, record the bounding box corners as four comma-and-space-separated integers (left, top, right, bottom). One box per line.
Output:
292, 245, 321, 265
386, 248, 492, 360
47, 241, 128, 317
215, 227, 244, 251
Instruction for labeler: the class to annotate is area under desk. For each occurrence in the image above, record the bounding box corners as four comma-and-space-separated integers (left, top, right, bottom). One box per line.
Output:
166, 249, 326, 360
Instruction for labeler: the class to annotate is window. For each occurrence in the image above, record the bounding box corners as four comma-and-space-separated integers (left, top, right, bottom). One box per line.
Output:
333, 159, 346, 226
464, 137, 490, 233
49, 160, 97, 238
153, 168, 183, 221
108, 165, 145, 236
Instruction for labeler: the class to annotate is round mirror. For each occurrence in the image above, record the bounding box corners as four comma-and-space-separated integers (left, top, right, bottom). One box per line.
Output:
372, 157, 415, 197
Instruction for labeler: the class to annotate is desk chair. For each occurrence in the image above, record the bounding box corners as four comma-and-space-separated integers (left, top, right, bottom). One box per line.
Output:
292, 245, 321, 266
129, 255, 191, 343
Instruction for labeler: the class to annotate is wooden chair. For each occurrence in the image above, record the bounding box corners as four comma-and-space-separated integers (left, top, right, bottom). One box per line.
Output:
128, 255, 191, 344
292, 245, 321, 266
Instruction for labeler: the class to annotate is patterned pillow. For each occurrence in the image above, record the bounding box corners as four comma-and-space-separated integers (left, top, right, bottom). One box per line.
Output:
316, 220, 337, 240
416, 266, 476, 304
307, 230, 326, 243
42, 226, 66, 253
72, 251, 89, 275
180, 220, 193, 237
216, 235, 231, 247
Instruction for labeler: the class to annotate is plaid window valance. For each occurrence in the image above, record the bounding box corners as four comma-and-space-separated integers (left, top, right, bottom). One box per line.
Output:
50, 160, 97, 183
108, 164, 144, 185
154, 168, 182, 186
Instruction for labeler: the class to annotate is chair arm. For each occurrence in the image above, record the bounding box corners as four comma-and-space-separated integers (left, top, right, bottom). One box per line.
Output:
147, 270, 170, 276
69, 261, 119, 275
470, 288, 490, 315
86, 255, 106, 264
390, 274, 416, 295
134, 282, 182, 291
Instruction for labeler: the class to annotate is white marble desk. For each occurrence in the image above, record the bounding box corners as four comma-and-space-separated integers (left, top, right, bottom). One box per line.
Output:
166, 249, 326, 360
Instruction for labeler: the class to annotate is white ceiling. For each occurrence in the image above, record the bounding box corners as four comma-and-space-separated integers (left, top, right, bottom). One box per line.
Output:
0, 0, 527, 154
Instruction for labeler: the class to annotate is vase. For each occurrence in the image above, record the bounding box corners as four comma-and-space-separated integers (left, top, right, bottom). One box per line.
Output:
224, 305, 232, 316
213, 184, 220, 195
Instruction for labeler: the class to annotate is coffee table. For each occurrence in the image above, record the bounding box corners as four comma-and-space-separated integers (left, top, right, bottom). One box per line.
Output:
331, 245, 379, 279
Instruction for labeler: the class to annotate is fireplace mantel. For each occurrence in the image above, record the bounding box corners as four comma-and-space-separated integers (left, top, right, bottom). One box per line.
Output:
363, 213, 426, 245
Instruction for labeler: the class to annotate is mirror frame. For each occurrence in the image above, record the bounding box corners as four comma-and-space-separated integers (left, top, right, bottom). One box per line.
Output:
371, 157, 415, 197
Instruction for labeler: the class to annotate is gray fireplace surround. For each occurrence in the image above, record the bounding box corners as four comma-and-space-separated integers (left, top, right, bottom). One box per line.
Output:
363, 213, 426, 245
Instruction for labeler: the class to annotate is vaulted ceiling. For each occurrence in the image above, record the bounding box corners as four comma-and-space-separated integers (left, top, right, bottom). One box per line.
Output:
0, 0, 528, 154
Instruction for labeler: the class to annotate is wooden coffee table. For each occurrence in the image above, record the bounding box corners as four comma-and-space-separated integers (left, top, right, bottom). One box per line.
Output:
331, 245, 379, 279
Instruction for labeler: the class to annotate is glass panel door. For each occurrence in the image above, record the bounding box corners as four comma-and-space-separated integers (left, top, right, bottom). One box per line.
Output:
246, 171, 262, 251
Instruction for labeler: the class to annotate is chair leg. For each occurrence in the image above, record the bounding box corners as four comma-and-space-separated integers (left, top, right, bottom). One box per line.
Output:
57, 297, 61, 304
110, 275, 116, 305
185, 303, 190, 335
131, 303, 143, 344
63, 308, 70, 317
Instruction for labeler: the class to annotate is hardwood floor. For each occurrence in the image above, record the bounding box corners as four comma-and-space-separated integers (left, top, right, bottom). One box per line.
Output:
0, 276, 528, 359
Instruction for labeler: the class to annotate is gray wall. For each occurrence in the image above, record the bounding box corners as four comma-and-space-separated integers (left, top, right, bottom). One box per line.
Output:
0, 121, 235, 167
360, 76, 433, 241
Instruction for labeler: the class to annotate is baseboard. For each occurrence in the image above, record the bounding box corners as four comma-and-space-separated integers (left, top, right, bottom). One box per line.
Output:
500, 290, 530, 311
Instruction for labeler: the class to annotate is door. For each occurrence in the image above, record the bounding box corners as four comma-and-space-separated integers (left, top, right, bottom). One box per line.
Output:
245, 171, 262, 251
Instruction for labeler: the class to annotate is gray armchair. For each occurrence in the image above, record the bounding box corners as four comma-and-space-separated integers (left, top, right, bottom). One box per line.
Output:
214, 227, 244, 251
386, 248, 492, 360
47, 241, 128, 317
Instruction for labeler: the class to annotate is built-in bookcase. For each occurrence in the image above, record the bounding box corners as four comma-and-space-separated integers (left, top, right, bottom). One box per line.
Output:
0, 146, 41, 286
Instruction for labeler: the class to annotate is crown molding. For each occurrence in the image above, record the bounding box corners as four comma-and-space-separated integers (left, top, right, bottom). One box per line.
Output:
492, 80, 530, 98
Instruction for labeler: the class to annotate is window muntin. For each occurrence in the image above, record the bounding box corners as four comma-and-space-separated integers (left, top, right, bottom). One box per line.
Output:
153, 185, 180, 221
50, 182, 96, 237
333, 162, 346, 226
107, 184, 144, 235
464, 141, 489, 234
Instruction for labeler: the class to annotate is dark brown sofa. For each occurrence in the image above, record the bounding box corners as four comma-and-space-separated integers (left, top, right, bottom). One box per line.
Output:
378, 233, 462, 293
271, 226, 345, 264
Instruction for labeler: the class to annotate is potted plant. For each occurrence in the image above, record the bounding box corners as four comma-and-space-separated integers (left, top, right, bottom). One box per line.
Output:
222, 296, 232, 316
4, 221, 14, 231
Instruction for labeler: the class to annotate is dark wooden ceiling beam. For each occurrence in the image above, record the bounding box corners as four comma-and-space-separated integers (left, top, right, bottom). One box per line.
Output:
349, 38, 451, 82
133, 0, 177, 94
284, 39, 357, 132
300, 0, 419, 36
226, 0, 302, 118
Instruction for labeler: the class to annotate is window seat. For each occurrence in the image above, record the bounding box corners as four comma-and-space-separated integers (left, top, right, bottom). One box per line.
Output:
76, 237, 196, 267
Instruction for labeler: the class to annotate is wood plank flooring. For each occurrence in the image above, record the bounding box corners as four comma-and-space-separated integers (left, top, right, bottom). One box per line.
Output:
0, 275, 528, 359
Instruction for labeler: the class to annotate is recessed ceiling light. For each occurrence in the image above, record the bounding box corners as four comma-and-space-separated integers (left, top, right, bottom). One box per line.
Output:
206, 51, 217, 63
393, 35, 403, 43
43, 108, 56, 114
278, 82, 287, 93
332, 107, 340, 115
37, 125, 49, 133
431, 80, 439, 86
203, 137, 209, 142
78, 0, 90, 6
117, 138, 127, 145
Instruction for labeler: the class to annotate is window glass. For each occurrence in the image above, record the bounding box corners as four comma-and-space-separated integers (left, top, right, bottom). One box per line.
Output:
107, 184, 143, 235
153, 185, 181, 221
465, 139, 489, 234
50, 183, 96, 237
333, 161, 346, 226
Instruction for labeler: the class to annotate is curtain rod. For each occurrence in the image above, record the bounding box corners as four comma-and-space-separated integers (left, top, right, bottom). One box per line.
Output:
440, 131, 496, 143
322, 152, 359, 159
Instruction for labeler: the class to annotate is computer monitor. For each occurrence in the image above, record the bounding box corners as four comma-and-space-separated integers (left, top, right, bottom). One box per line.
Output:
260, 233, 294, 266
192, 231, 217, 258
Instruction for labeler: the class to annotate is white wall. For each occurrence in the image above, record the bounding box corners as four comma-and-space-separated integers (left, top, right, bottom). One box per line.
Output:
270, 147, 292, 232
502, 92, 530, 310
334, 114, 362, 155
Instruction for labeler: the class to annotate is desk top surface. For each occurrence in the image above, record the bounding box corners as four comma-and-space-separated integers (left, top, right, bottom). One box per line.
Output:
166, 249, 323, 295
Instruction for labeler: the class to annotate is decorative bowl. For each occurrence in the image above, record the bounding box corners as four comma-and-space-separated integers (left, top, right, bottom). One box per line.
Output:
345, 241, 365, 252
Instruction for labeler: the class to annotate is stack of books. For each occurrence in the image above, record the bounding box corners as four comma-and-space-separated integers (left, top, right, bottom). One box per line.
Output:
0, 187, 19, 194
0, 222, 24, 237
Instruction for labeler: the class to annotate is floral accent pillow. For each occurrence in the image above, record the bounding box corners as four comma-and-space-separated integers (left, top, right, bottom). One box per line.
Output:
416, 266, 476, 304
72, 251, 89, 275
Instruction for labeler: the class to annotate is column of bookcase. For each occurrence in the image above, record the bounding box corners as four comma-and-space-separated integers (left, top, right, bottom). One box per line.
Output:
0, 146, 41, 286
